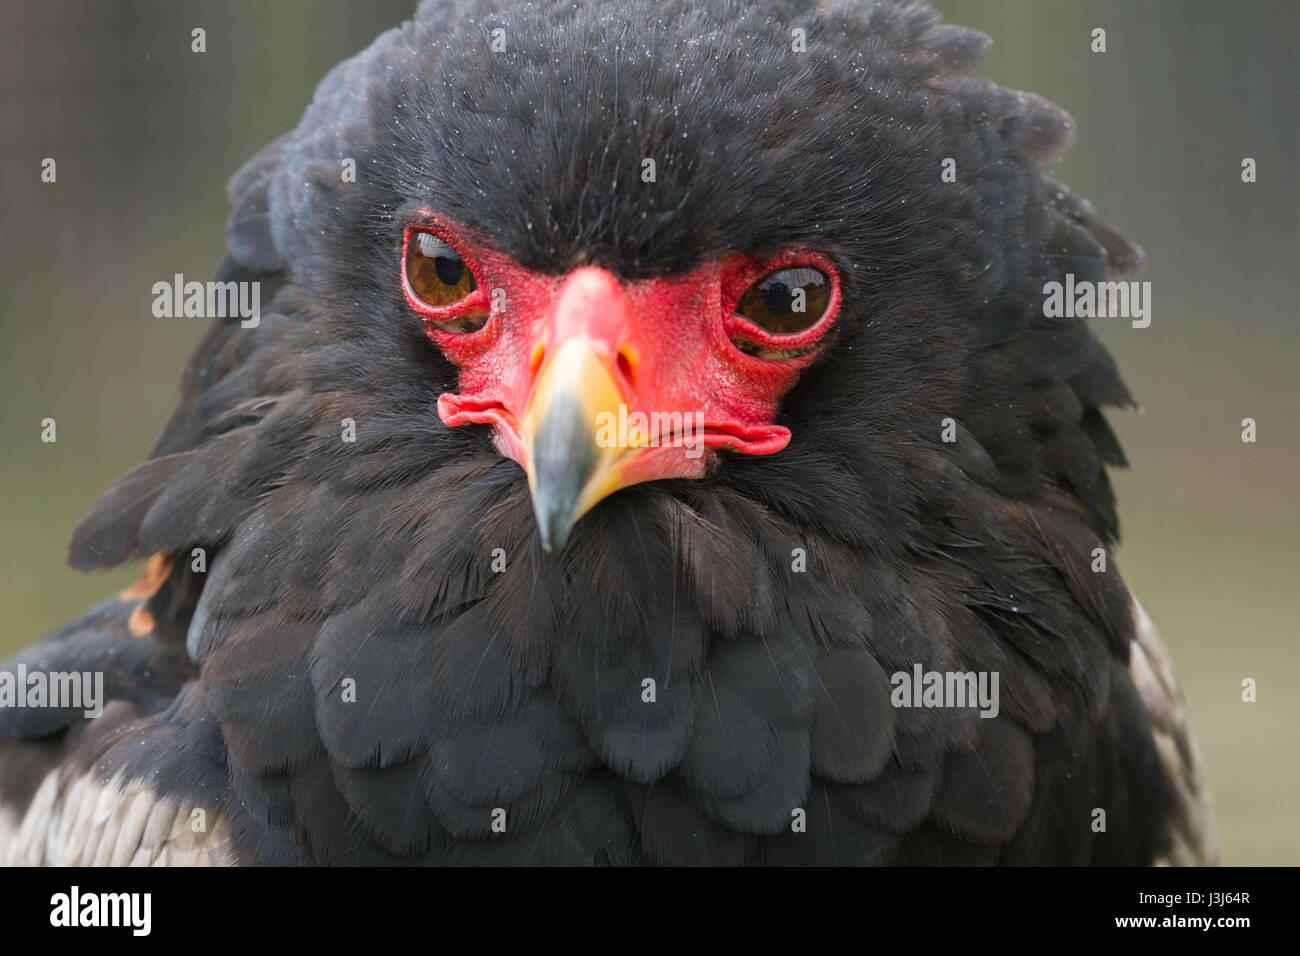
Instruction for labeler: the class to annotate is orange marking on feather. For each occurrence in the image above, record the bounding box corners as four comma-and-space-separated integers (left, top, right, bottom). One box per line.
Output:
120, 554, 173, 600
128, 605, 155, 637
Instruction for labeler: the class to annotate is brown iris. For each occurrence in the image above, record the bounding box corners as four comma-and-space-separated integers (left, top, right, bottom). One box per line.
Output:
405, 232, 486, 332
735, 267, 831, 335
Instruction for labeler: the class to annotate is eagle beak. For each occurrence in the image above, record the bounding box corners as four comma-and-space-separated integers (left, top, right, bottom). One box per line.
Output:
522, 336, 635, 551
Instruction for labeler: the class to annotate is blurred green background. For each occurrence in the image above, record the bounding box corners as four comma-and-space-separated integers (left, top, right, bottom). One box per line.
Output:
1, 1, 1295, 863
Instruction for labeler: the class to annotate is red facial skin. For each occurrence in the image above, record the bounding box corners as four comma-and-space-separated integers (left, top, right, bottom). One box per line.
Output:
401, 213, 843, 486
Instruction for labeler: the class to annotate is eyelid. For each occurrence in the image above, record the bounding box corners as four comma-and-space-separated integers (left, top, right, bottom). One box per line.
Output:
402, 225, 490, 331
416, 232, 460, 259
720, 253, 843, 358
724, 252, 838, 304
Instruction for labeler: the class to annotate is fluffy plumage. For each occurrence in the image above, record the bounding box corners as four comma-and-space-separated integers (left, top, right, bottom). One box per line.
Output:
0, 0, 1214, 865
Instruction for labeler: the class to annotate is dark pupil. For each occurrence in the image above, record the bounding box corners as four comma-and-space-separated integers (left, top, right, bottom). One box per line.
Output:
417, 234, 465, 286
434, 254, 463, 286
762, 280, 793, 315
761, 269, 825, 318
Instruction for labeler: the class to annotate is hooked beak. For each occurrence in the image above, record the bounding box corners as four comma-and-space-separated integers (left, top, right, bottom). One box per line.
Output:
522, 337, 634, 551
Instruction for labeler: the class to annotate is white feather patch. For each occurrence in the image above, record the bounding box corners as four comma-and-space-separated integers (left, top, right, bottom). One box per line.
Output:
0, 770, 233, 866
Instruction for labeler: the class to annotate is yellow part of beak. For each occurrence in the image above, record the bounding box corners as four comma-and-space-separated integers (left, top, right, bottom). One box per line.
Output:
521, 337, 635, 551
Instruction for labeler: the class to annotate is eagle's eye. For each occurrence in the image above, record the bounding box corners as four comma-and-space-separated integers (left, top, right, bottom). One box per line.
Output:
734, 267, 831, 335
404, 231, 487, 332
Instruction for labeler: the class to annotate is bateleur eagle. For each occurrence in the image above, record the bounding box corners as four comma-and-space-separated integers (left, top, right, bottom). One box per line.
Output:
0, 0, 1216, 866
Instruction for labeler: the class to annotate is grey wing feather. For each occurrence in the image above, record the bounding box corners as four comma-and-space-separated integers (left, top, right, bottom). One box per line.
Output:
1129, 597, 1218, 865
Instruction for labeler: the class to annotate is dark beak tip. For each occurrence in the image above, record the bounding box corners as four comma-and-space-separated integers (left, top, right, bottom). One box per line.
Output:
529, 397, 599, 554
534, 496, 577, 553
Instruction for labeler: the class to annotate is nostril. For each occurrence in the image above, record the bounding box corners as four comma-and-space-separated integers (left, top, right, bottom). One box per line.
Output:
616, 348, 637, 389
